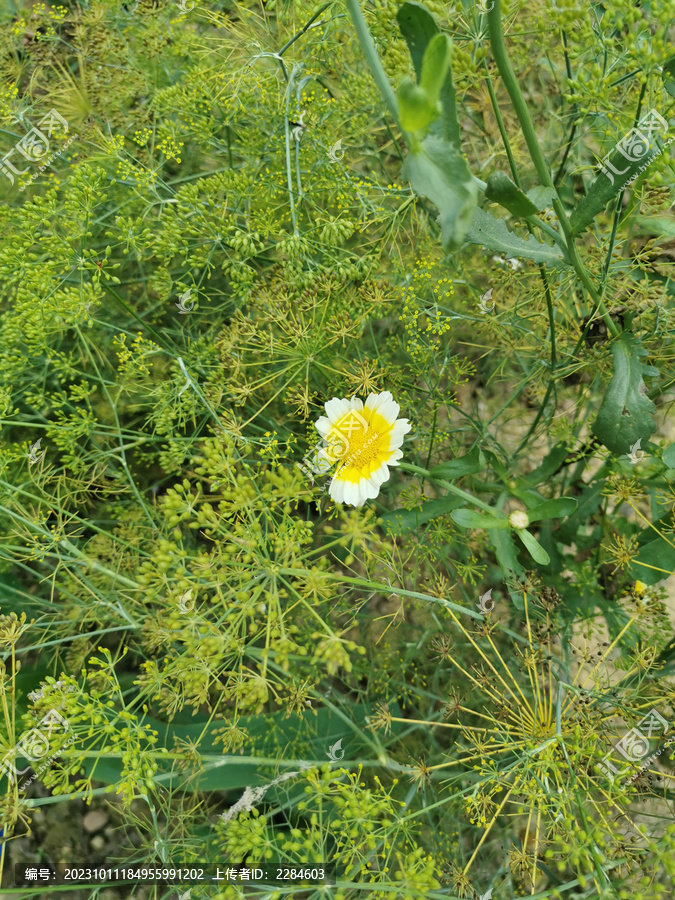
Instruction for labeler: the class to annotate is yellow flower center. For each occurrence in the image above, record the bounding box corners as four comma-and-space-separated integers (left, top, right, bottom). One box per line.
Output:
326, 408, 393, 480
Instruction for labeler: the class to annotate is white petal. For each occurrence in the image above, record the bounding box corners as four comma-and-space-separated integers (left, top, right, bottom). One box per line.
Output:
324, 397, 352, 423
329, 477, 345, 504
315, 416, 332, 438
387, 448, 404, 466
389, 419, 411, 449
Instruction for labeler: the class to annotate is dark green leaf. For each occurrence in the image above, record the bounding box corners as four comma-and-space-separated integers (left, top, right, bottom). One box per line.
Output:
430, 446, 485, 480
450, 508, 509, 529
592, 332, 659, 454
524, 444, 570, 484
663, 443, 675, 468
490, 528, 525, 608
465, 208, 570, 267
486, 171, 538, 217
402, 134, 477, 251
662, 56, 675, 99
628, 535, 675, 585
526, 497, 578, 523
514, 528, 551, 565
381, 495, 465, 535
570, 144, 662, 234
396, 2, 438, 80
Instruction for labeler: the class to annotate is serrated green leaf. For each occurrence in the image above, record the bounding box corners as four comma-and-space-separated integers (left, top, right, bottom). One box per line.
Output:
486, 171, 539, 217
419, 33, 451, 108
526, 497, 578, 523
402, 134, 477, 251
570, 144, 661, 234
465, 208, 570, 267
592, 332, 659, 454
450, 508, 509, 529
526, 185, 558, 211
430, 446, 485, 480
514, 528, 551, 565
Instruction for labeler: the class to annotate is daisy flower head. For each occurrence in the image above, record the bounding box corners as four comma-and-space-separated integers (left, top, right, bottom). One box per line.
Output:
313, 391, 412, 508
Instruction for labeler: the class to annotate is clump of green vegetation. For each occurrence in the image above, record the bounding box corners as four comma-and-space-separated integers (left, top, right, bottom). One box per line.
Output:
0, 0, 674, 898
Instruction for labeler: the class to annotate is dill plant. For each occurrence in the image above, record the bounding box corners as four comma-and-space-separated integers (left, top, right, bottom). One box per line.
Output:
0, 0, 672, 899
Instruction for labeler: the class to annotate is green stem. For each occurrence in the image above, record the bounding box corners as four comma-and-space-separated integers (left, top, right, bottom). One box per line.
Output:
486, 0, 620, 339
399, 462, 500, 515
344, 0, 399, 125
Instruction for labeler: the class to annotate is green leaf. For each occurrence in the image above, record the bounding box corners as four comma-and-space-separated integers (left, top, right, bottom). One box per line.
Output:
663, 443, 675, 468
526, 497, 578, 523
485, 171, 539, 217
524, 444, 569, 484
526, 185, 558, 211
381, 495, 465, 535
592, 332, 659, 454
402, 134, 477, 252
635, 216, 675, 240
397, 80, 438, 133
514, 528, 551, 565
629, 535, 675, 584
396, 1, 438, 80
419, 33, 452, 108
429, 446, 485, 480
662, 56, 675, 99
465, 207, 570, 267
450, 508, 509, 529
396, 2, 476, 249
570, 144, 662, 234
490, 528, 525, 608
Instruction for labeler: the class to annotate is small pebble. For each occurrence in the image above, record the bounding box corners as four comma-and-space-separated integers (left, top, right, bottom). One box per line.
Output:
83, 810, 108, 833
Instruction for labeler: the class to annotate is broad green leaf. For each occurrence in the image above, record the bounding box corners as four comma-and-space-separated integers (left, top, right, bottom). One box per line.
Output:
629, 535, 675, 585
485, 171, 538, 217
570, 144, 662, 234
635, 216, 675, 240
396, 2, 476, 249
396, 1, 461, 146
397, 80, 438, 133
465, 208, 570, 267
419, 33, 451, 108
402, 134, 477, 252
592, 332, 659, 454
662, 56, 675, 99
514, 528, 551, 565
430, 446, 485, 480
663, 443, 675, 468
450, 508, 509, 529
526, 185, 558, 211
490, 528, 525, 609
381, 495, 465, 535
526, 497, 578, 523
396, 1, 438, 80
524, 444, 569, 485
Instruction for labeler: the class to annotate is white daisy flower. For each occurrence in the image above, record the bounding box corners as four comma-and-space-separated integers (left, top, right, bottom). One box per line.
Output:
313, 391, 412, 508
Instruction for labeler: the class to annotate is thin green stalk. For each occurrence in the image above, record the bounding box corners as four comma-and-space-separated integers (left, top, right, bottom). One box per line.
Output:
486, 0, 620, 339
399, 461, 498, 514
